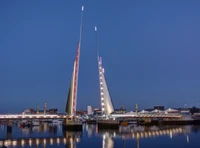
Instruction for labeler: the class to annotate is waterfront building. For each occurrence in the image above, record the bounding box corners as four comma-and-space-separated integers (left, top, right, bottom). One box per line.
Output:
87, 106, 93, 115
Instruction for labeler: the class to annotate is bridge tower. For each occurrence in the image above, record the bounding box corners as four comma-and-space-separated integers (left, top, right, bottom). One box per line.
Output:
63, 6, 84, 131
95, 27, 114, 117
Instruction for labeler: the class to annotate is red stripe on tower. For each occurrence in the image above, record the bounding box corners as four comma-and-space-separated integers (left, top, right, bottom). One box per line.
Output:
72, 43, 80, 114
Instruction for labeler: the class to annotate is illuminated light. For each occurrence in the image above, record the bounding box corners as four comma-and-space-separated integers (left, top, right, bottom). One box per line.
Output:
37, 116, 39, 118
102, 108, 105, 111
100, 77, 102, 79
101, 87, 103, 90
101, 92, 104, 95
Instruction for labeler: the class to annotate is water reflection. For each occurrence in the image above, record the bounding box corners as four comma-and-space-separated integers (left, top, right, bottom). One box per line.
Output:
0, 124, 200, 148
0, 123, 82, 148
95, 125, 198, 148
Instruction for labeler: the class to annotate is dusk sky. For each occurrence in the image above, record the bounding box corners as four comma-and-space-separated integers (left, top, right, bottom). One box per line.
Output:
1, 0, 200, 113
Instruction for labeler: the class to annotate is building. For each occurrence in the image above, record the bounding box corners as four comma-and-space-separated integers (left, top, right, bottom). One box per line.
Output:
22, 108, 58, 115
154, 106, 165, 111
87, 106, 93, 115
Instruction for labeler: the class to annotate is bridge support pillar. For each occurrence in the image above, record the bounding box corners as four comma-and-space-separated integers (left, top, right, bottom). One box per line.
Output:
62, 118, 82, 131
7, 120, 13, 139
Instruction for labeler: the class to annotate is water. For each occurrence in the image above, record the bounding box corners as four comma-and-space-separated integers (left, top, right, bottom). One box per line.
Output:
0, 123, 200, 148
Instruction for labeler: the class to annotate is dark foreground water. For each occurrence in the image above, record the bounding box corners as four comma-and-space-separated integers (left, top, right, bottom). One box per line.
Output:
0, 123, 200, 148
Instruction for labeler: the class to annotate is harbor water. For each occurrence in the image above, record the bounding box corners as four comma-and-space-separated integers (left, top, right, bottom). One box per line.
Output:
0, 123, 200, 148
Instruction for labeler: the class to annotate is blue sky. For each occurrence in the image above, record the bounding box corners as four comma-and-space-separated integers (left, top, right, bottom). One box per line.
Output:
1, 0, 200, 113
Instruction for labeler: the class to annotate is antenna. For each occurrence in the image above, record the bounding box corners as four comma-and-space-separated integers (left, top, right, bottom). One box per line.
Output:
95, 26, 99, 60
79, 6, 84, 46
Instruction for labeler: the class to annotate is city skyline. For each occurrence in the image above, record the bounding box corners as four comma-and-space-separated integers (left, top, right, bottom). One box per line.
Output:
1, 0, 200, 113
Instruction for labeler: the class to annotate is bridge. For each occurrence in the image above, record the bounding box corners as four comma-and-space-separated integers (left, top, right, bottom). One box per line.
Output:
0, 113, 182, 121
0, 114, 69, 120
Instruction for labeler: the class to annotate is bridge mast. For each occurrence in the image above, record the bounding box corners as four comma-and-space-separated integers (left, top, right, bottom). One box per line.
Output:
65, 6, 84, 116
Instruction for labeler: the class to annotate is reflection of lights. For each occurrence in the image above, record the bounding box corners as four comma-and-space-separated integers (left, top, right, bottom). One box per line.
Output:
36, 138, 39, 145
113, 132, 116, 137
170, 131, 173, 139
141, 132, 144, 138
152, 131, 155, 136
7, 140, 11, 146
4, 141, 7, 146
50, 138, 53, 145
76, 138, 80, 143
57, 138, 60, 144
43, 139, 46, 145
63, 138, 66, 144
21, 139, 25, 146
29, 139, 32, 146
187, 135, 189, 143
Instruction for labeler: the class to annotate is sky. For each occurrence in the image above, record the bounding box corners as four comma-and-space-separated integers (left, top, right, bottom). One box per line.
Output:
1, 0, 200, 113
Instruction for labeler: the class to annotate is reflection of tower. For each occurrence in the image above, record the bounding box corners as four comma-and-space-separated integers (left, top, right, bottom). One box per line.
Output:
95, 27, 114, 116
44, 101, 47, 114
65, 6, 84, 116
62, 130, 82, 148
136, 138, 140, 148
186, 134, 189, 143
102, 134, 114, 148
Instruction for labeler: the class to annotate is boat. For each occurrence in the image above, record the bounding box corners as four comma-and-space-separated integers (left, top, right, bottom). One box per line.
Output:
86, 118, 97, 124
52, 119, 63, 124
32, 120, 40, 126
